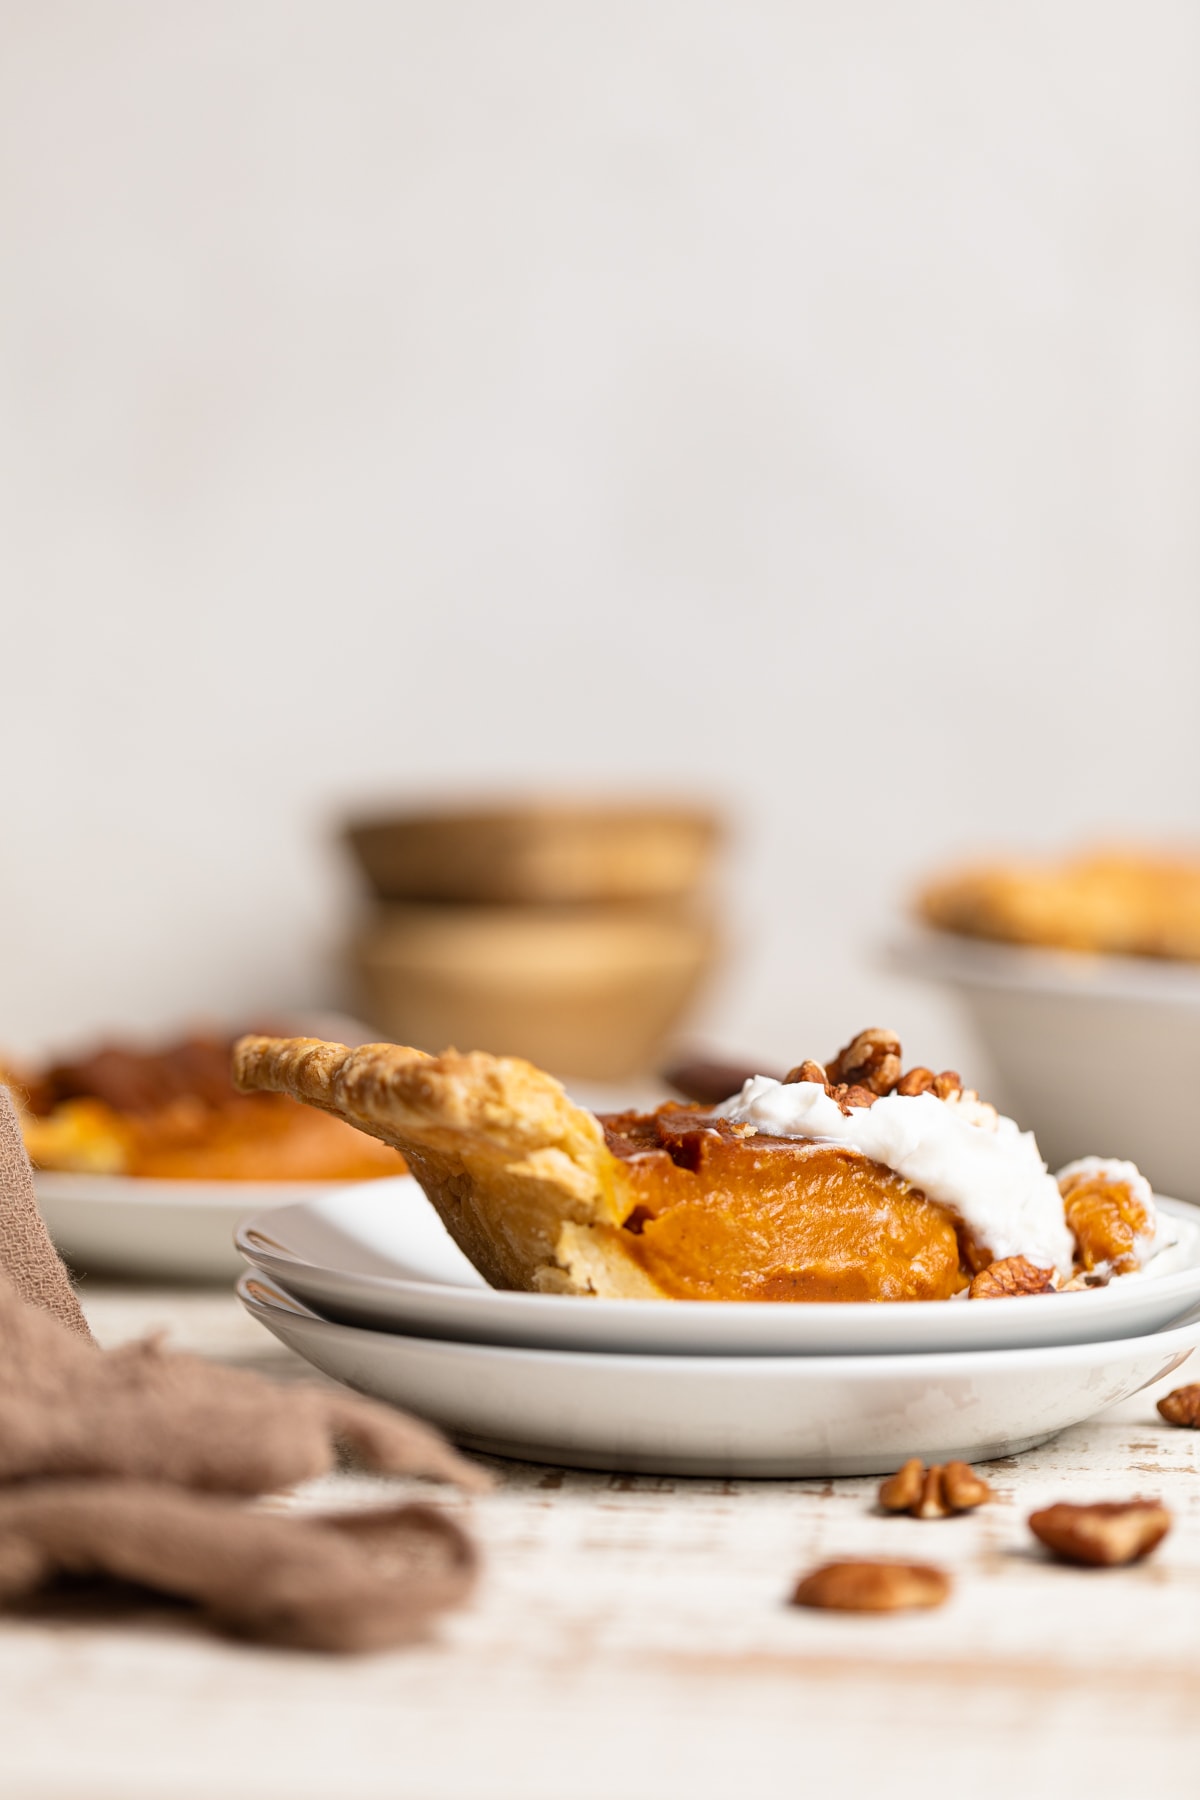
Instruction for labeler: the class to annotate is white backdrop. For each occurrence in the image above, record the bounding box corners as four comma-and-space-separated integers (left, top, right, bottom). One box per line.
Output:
2, 2, 1198, 1078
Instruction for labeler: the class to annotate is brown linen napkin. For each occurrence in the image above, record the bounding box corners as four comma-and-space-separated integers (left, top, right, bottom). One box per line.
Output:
0, 1082, 485, 1650
0, 1086, 91, 1337
0, 1482, 477, 1652
0, 1269, 484, 1493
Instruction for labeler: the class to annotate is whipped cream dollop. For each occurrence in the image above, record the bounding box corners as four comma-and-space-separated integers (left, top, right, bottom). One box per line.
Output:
715, 1077, 1077, 1275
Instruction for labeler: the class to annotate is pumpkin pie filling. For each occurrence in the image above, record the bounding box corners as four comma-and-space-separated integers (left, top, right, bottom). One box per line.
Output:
1056, 1158, 1155, 1276
597, 1107, 972, 1302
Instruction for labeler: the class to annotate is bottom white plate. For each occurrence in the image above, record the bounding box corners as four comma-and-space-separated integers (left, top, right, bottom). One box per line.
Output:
238, 1272, 1200, 1477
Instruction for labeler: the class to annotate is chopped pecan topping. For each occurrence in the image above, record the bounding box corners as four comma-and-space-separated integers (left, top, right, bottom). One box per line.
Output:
826, 1030, 903, 1097
896, 1066, 935, 1096
879, 1458, 994, 1517
968, 1256, 1057, 1299
782, 1057, 879, 1113
1157, 1384, 1200, 1428
782, 1032, 985, 1116
784, 1059, 828, 1086
1028, 1500, 1171, 1567
791, 1559, 951, 1613
831, 1082, 878, 1113
894, 1065, 964, 1101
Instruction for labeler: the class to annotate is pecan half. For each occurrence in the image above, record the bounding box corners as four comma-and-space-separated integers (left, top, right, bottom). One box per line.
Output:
942, 1461, 994, 1511
825, 1030, 903, 1097
790, 1559, 951, 1613
782, 1058, 878, 1112
968, 1256, 1057, 1299
896, 1066, 935, 1096
878, 1458, 924, 1512
784, 1059, 828, 1087
1028, 1500, 1171, 1567
879, 1458, 993, 1518
830, 1082, 878, 1113
1157, 1384, 1200, 1427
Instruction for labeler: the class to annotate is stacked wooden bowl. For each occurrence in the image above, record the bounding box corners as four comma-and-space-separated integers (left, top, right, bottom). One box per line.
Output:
344, 803, 722, 1080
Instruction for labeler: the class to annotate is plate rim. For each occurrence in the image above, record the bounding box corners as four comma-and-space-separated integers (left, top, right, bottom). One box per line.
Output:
34, 1169, 401, 1209
237, 1269, 1200, 1377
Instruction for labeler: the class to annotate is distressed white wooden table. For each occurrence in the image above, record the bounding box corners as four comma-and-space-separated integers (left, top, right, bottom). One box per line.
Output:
1, 1280, 1198, 1800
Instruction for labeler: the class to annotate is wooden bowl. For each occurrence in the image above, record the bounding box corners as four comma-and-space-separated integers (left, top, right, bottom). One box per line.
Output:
344, 802, 720, 905
351, 902, 718, 1080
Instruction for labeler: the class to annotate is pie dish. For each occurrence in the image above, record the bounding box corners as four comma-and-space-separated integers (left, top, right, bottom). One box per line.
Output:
233, 1028, 1172, 1306
918, 847, 1200, 961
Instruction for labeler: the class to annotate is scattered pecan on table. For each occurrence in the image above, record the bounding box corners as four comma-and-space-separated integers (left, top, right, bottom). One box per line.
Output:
790, 1560, 951, 1613
878, 1458, 994, 1518
1157, 1384, 1200, 1427
1028, 1501, 1171, 1567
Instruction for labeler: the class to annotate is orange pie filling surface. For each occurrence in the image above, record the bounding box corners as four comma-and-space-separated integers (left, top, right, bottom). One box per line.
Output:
598, 1107, 979, 1303
1059, 1172, 1152, 1276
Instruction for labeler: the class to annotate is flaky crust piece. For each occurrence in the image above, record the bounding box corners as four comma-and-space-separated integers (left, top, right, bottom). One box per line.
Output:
232, 1036, 642, 1293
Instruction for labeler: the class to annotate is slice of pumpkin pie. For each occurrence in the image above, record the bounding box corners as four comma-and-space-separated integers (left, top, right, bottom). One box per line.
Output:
232, 1030, 1164, 1303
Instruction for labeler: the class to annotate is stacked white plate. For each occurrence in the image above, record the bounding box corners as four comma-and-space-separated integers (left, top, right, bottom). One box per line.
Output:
235, 1177, 1200, 1478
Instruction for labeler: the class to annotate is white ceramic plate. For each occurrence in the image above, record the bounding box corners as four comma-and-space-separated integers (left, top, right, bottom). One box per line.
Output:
888, 927, 1200, 1200
36, 1172, 389, 1283
237, 1271, 1200, 1476
235, 1178, 1200, 1356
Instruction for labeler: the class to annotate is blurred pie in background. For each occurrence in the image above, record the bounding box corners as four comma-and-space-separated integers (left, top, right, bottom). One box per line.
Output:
6, 1032, 404, 1181
918, 848, 1200, 961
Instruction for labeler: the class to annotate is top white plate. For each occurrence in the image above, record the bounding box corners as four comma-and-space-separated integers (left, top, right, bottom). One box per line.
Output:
235, 1177, 1200, 1356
